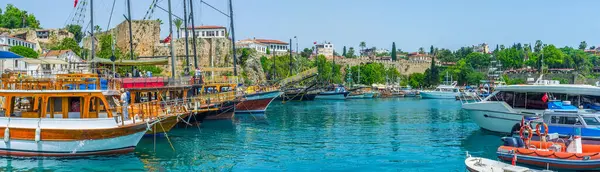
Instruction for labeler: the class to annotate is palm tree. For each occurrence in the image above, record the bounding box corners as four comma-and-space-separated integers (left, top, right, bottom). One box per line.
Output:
359, 41, 366, 56
174, 19, 183, 38
418, 47, 425, 54
94, 25, 102, 33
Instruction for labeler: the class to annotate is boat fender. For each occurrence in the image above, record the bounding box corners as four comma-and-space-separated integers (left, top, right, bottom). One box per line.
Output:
4, 118, 9, 143
3, 127, 9, 143
535, 123, 549, 137
35, 127, 41, 142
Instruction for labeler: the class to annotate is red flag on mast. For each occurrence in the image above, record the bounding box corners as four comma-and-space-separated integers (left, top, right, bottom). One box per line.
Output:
74, 0, 78, 8
163, 34, 172, 43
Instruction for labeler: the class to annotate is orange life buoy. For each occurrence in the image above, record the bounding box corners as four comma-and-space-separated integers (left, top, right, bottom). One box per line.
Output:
520, 125, 533, 141
535, 123, 549, 137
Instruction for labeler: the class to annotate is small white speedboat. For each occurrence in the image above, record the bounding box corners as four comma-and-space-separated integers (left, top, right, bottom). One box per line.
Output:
465, 152, 552, 172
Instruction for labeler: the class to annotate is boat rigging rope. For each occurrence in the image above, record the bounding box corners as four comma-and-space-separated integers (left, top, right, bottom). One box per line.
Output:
157, 117, 176, 151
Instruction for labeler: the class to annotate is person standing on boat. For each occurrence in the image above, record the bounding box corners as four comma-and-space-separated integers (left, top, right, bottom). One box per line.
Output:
120, 88, 129, 120
194, 68, 202, 84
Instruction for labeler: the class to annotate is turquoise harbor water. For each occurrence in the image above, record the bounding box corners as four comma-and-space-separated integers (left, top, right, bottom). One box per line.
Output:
0, 98, 508, 171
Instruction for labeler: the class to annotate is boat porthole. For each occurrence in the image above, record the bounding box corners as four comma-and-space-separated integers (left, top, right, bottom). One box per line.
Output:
484, 114, 489, 118
584, 156, 591, 160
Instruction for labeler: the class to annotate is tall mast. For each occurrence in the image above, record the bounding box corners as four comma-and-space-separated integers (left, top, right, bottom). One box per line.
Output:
189, 0, 198, 69
289, 38, 292, 76
167, 0, 176, 79
229, 0, 238, 76
127, 0, 134, 73
183, 0, 190, 75
90, 0, 94, 62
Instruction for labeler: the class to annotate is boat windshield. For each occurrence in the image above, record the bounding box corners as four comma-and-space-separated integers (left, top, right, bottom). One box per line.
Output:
583, 117, 600, 125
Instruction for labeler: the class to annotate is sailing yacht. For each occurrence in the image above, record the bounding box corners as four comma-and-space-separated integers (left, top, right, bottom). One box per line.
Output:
420, 72, 460, 99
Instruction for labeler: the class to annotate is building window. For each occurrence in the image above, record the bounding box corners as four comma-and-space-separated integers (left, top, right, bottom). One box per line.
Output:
221, 31, 224, 37
14, 60, 18, 68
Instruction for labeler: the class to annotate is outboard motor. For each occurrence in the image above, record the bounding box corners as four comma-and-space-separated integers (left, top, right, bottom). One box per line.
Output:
501, 137, 519, 147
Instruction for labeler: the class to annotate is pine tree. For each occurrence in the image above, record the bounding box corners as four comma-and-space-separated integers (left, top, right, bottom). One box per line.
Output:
342, 46, 347, 57
391, 42, 397, 61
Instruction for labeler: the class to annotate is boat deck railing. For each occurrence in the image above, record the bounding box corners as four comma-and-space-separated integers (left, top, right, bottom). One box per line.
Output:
118, 91, 237, 124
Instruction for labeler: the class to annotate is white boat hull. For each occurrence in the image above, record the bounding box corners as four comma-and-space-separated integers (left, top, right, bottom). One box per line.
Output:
0, 117, 149, 156
0, 131, 145, 156
462, 101, 527, 133
420, 91, 458, 99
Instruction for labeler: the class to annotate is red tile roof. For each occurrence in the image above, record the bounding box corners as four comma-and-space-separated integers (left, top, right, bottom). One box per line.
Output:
255, 39, 288, 45
41, 50, 72, 57
186, 25, 226, 29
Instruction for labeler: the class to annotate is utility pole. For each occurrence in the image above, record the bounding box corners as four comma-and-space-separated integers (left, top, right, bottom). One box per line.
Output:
229, 0, 238, 76
183, 0, 190, 76
127, 0, 134, 73
189, 0, 198, 69
167, 0, 176, 79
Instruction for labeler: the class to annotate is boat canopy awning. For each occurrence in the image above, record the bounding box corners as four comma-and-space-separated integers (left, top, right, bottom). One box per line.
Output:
90, 57, 169, 66
0, 51, 23, 59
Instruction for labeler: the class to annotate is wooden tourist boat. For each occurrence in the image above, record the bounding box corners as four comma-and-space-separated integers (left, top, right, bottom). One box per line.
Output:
187, 73, 238, 121
119, 77, 195, 136
235, 86, 282, 113
0, 73, 161, 156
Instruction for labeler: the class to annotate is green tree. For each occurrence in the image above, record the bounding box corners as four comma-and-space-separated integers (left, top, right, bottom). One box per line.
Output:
174, 19, 183, 38
534, 40, 543, 53
426, 55, 439, 86
342, 46, 347, 57
51, 38, 81, 56
65, 24, 83, 43
391, 42, 397, 61
359, 41, 366, 56
579, 41, 588, 50
418, 47, 425, 54
429, 45, 434, 55
94, 25, 102, 33
465, 52, 491, 69
0, 4, 40, 28
347, 47, 356, 58
542, 44, 566, 68
300, 48, 312, 58
266, 47, 271, 55
9, 45, 38, 58
408, 73, 425, 88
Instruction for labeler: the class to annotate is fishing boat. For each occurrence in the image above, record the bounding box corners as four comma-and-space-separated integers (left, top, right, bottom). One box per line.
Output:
498, 124, 600, 170
235, 86, 282, 113
315, 85, 349, 100
400, 85, 417, 97
420, 81, 460, 99
517, 103, 600, 140
462, 82, 600, 133
420, 72, 459, 99
280, 88, 317, 101
465, 152, 551, 172
0, 73, 157, 156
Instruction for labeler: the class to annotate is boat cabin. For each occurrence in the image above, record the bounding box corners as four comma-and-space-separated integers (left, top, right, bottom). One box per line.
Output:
0, 90, 116, 119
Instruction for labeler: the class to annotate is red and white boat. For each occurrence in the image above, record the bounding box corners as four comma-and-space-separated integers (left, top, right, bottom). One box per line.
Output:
235, 86, 281, 113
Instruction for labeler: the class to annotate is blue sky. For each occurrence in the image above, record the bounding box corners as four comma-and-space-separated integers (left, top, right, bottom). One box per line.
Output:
1, 0, 599, 53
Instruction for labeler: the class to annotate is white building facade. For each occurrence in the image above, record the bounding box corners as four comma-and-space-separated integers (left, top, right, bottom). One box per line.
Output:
236, 39, 268, 54
39, 50, 85, 71
316, 42, 334, 58
0, 34, 36, 51
180, 26, 227, 39
255, 39, 289, 55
